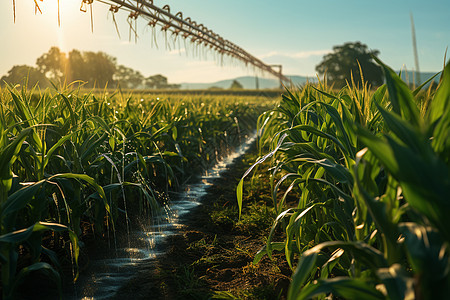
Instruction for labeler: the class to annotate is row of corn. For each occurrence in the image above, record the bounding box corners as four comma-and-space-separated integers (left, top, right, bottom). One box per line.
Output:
239, 60, 450, 299
0, 85, 273, 299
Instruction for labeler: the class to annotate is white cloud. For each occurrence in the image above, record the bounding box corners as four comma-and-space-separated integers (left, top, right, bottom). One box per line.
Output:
259, 49, 331, 59
258, 51, 279, 59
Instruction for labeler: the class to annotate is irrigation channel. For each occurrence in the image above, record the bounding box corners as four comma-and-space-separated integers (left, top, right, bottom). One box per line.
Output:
67, 134, 257, 299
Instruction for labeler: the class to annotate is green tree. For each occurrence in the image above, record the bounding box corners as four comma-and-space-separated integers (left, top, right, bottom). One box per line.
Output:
82, 51, 117, 88
230, 79, 243, 90
145, 74, 168, 89
316, 41, 383, 88
114, 65, 144, 89
0, 65, 49, 88
36, 47, 67, 83
36, 47, 117, 88
66, 49, 86, 83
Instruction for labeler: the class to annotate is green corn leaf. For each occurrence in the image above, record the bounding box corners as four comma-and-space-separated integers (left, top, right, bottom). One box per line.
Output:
399, 222, 450, 298
282, 203, 328, 268
272, 173, 301, 210
317, 100, 355, 157
304, 240, 387, 270
287, 251, 318, 300
288, 125, 348, 157
0, 221, 70, 244
356, 128, 399, 174
0, 128, 29, 210
370, 84, 387, 110
307, 177, 353, 203
280, 141, 326, 160
311, 85, 339, 101
428, 63, 450, 156
427, 62, 450, 125
237, 133, 288, 218
412, 71, 441, 97
1, 180, 45, 218
253, 242, 285, 265
354, 148, 401, 264
367, 85, 388, 130
52, 173, 109, 212
339, 100, 358, 146
9, 91, 35, 126
80, 132, 108, 163
373, 56, 421, 128
290, 157, 354, 185
0, 128, 31, 181
266, 208, 294, 260
358, 124, 450, 241
141, 155, 176, 181
377, 264, 414, 300
276, 178, 305, 214
58, 93, 77, 128
375, 103, 428, 155
294, 277, 385, 300
320, 248, 345, 279
108, 135, 115, 151
43, 131, 75, 170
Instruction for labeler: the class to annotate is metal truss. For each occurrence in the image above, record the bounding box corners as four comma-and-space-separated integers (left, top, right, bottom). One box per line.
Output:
82, 0, 290, 83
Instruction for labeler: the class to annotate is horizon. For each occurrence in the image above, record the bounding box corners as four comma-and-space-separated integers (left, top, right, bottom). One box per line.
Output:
1, 0, 449, 83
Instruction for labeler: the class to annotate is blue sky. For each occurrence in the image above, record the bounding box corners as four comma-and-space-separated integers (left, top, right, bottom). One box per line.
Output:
0, 0, 449, 83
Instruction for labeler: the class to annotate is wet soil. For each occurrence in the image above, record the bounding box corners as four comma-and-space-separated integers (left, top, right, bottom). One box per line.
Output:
113, 144, 291, 299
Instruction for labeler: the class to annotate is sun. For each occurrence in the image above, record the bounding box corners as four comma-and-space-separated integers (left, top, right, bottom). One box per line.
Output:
33, 0, 86, 28
32, 0, 72, 52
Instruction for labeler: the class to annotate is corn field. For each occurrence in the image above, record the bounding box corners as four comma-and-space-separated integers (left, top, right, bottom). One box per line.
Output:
1, 59, 449, 300
238, 60, 450, 299
0, 84, 274, 299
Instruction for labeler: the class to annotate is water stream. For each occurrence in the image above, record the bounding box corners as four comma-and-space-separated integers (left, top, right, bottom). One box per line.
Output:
71, 135, 256, 299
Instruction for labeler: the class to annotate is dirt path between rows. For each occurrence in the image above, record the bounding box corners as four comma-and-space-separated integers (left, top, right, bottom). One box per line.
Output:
113, 143, 291, 299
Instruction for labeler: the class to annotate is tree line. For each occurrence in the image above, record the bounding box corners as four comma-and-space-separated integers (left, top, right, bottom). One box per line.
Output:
1, 42, 386, 90
0, 47, 180, 89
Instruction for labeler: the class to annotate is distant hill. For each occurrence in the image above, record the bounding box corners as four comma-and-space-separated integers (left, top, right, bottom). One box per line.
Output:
179, 75, 317, 90
178, 71, 441, 90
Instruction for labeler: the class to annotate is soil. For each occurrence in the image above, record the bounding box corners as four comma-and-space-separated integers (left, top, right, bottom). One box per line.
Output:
112, 143, 291, 299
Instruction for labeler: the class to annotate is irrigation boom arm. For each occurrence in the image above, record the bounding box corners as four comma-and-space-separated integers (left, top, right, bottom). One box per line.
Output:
93, 0, 290, 82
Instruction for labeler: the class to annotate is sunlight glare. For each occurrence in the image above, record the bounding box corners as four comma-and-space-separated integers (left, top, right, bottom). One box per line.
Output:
37, 0, 81, 21
34, 0, 85, 53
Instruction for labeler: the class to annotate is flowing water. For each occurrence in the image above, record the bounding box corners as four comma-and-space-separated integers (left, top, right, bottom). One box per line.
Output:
70, 135, 256, 299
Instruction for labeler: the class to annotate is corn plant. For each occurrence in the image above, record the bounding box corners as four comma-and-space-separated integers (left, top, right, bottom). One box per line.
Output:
239, 61, 450, 299
0, 83, 271, 298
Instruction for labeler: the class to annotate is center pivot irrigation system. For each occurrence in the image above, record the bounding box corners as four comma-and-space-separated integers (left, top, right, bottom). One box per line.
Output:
96, 0, 290, 83
23, 0, 291, 85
